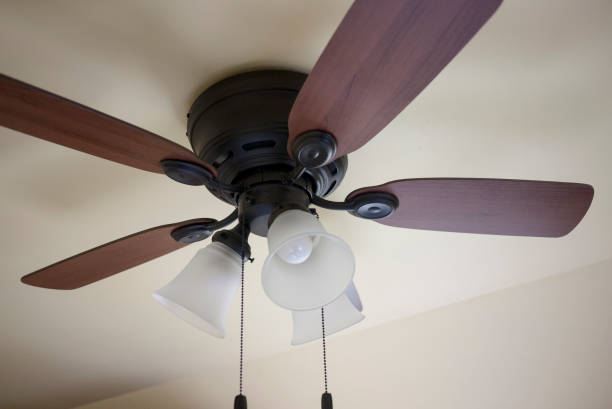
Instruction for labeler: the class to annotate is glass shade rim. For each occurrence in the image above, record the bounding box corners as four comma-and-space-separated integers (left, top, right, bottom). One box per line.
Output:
153, 291, 226, 338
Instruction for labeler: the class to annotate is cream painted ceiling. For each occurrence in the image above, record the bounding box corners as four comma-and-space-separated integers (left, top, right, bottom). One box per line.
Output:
0, 0, 611, 408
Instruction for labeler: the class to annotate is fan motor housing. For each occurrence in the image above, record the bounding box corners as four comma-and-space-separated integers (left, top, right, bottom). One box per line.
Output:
186, 69, 347, 204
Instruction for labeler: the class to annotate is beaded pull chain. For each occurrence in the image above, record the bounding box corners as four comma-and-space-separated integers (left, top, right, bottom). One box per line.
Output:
321, 307, 333, 409
234, 223, 247, 409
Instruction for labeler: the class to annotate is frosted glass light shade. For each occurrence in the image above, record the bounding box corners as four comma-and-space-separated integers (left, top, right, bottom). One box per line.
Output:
153, 242, 241, 338
292, 282, 364, 345
262, 209, 355, 311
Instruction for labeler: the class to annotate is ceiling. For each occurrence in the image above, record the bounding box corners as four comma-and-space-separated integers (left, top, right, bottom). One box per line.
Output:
0, 0, 611, 408
73, 259, 612, 409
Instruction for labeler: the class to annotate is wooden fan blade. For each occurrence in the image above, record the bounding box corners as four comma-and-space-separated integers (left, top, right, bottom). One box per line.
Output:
288, 0, 502, 161
0, 74, 214, 175
21, 218, 214, 290
348, 179, 594, 237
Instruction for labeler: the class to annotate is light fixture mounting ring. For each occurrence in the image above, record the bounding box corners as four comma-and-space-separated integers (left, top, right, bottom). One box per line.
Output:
212, 225, 251, 261
238, 183, 311, 237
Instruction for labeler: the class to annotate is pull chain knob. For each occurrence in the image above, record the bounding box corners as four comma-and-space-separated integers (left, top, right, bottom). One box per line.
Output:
321, 392, 333, 409
234, 394, 247, 409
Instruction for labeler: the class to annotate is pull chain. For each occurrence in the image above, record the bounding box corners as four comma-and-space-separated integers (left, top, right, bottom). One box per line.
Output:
321, 307, 328, 393
239, 253, 244, 392
321, 307, 333, 409
239, 222, 246, 395
234, 222, 247, 409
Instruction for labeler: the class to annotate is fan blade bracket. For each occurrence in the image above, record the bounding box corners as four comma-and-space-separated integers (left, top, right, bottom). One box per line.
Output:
291, 131, 338, 168
160, 159, 244, 195
348, 192, 399, 219
311, 191, 398, 219
161, 159, 214, 186
170, 209, 239, 243
170, 223, 215, 243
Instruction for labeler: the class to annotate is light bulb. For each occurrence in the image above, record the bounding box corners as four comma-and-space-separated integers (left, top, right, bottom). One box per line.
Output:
263, 209, 355, 311
277, 236, 313, 264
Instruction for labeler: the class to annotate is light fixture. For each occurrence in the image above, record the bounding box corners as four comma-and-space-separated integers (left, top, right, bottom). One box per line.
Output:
153, 227, 250, 338
291, 282, 364, 345
261, 209, 355, 311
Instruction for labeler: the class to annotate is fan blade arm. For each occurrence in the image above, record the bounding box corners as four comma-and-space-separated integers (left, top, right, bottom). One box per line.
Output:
170, 209, 238, 243
347, 178, 594, 237
311, 193, 399, 220
21, 217, 217, 290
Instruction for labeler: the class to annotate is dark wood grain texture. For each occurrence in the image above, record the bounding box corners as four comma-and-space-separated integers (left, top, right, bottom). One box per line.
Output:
348, 179, 594, 237
0, 74, 215, 175
288, 0, 502, 160
21, 218, 214, 290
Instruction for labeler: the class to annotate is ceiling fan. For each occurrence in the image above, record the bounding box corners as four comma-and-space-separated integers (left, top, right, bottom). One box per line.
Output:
0, 0, 593, 344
